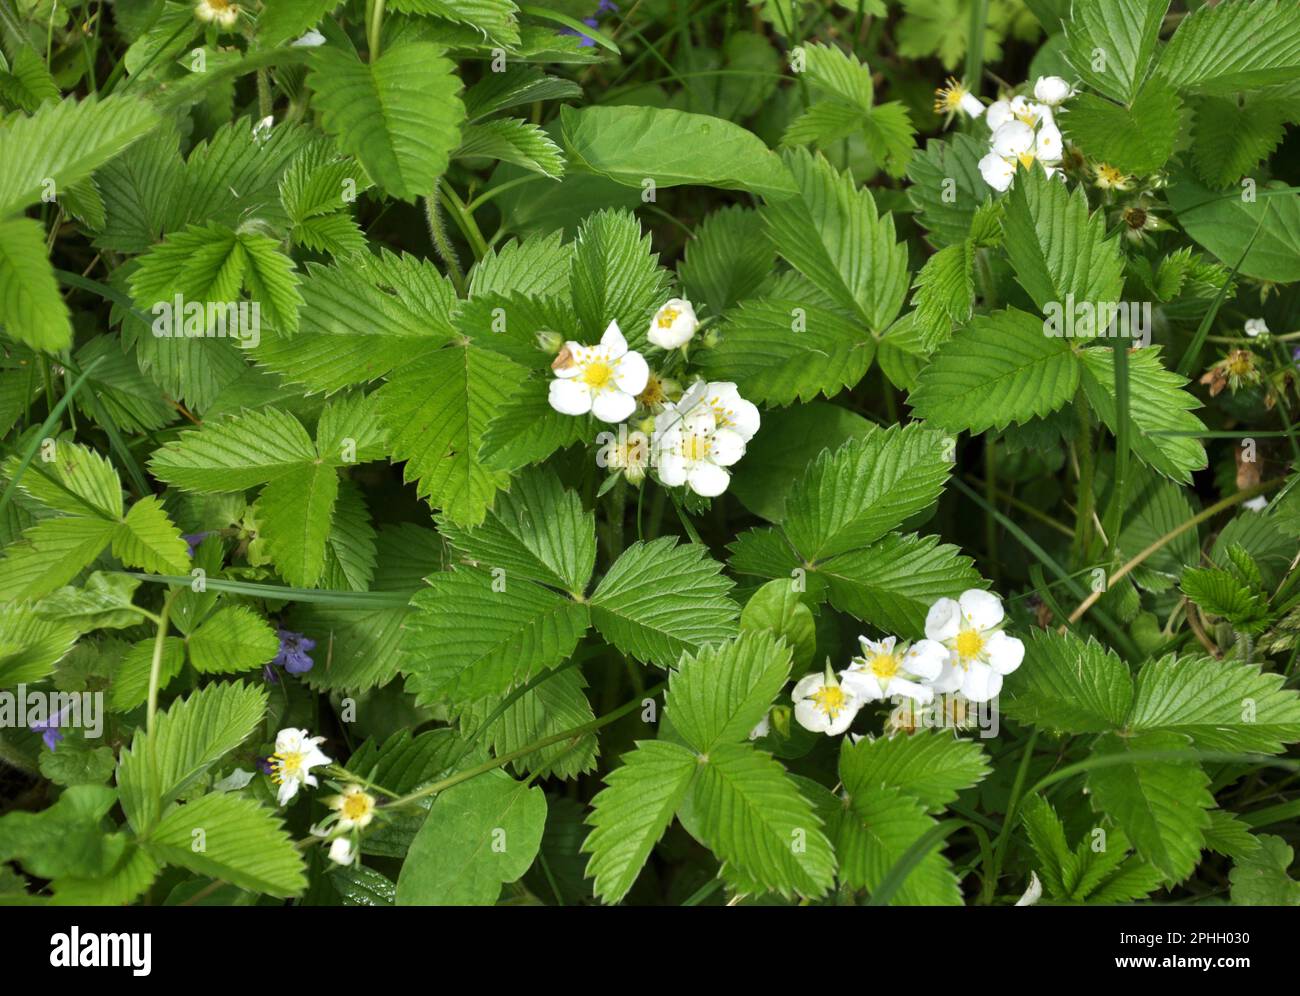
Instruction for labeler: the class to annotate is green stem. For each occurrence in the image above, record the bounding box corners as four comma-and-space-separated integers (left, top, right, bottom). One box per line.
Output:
982, 730, 1039, 904
1071, 388, 1095, 563
145, 589, 181, 737
439, 183, 489, 261
424, 183, 466, 296
367, 0, 387, 60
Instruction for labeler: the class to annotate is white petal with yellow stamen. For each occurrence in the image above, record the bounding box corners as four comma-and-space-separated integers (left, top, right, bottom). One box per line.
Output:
792, 670, 861, 736
270, 727, 331, 806
924, 590, 1024, 703
647, 298, 698, 349
548, 320, 650, 423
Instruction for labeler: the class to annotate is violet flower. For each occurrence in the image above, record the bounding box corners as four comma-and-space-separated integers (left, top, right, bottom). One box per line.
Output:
273, 627, 316, 675
29, 710, 68, 751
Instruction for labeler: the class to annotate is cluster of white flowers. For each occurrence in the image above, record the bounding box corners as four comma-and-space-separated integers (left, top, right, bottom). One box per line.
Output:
268, 727, 379, 866
789, 590, 1025, 736
547, 299, 761, 498
975, 76, 1073, 193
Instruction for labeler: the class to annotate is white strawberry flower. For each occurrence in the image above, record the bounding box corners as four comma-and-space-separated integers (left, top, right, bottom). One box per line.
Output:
647, 298, 698, 350
269, 728, 331, 805
548, 320, 650, 424
793, 666, 862, 736
934, 77, 985, 119
979, 119, 1062, 192
925, 590, 1025, 703
986, 95, 1053, 131
327, 784, 377, 831
748, 711, 771, 740
700, 381, 761, 442
1033, 76, 1075, 106
328, 836, 357, 866
1244, 318, 1270, 338
195, 0, 240, 29
841, 635, 948, 704
653, 403, 746, 498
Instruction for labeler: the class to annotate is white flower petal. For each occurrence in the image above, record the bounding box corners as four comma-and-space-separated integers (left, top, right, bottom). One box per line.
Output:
823, 701, 861, 735
549, 377, 593, 416
687, 461, 730, 497
984, 631, 1025, 675
591, 388, 636, 424
958, 588, 1004, 631
959, 92, 985, 118
992, 120, 1034, 158
925, 597, 962, 642
889, 678, 935, 705
600, 320, 628, 357
657, 450, 688, 487
794, 699, 831, 733
979, 152, 1015, 192
1035, 123, 1063, 164
726, 398, 761, 440
903, 639, 948, 681
840, 669, 885, 702
792, 672, 825, 701
961, 662, 1002, 702
614, 349, 649, 395
986, 99, 1013, 130
709, 427, 746, 467
928, 659, 963, 694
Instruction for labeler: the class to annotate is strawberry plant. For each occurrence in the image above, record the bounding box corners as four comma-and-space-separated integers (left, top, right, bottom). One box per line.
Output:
2, 0, 1300, 908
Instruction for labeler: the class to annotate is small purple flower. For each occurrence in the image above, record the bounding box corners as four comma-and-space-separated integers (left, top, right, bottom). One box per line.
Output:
29, 710, 68, 751
257, 756, 274, 776
183, 531, 214, 558
273, 627, 316, 675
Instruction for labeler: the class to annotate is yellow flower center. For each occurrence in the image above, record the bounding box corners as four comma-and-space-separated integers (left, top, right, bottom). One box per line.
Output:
638, 374, 666, 407
933, 78, 966, 113
1226, 351, 1255, 377
811, 685, 848, 718
657, 307, 680, 329
1017, 151, 1036, 170
955, 629, 985, 662
1014, 109, 1038, 125
271, 750, 303, 783
581, 360, 615, 389
869, 653, 901, 680
209, 0, 234, 8
682, 432, 711, 462
342, 792, 373, 821
1096, 164, 1126, 187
